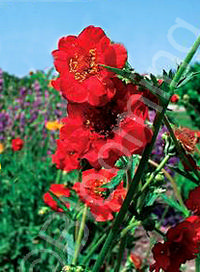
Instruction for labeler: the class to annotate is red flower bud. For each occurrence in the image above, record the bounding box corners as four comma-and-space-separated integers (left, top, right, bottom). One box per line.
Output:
170, 94, 179, 103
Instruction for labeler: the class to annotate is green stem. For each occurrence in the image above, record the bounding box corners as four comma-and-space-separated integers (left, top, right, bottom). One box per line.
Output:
146, 157, 185, 207
114, 236, 127, 272
169, 35, 200, 91
55, 169, 62, 183
82, 233, 107, 266
141, 154, 171, 193
164, 115, 200, 180
196, 255, 200, 272
72, 205, 87, 265
120, 221, 140, 238
92, 35, 200, 272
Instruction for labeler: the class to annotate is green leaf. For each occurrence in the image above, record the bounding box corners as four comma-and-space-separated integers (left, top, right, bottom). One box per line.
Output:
176, 72, 200, 89
101, 169, 125, 189
150, 73, 158, 86
160, 194, 190, 217
100, 64, 132, 79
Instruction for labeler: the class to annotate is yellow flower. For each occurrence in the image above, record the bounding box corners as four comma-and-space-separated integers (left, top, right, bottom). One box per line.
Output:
45, 120, 63, 131
0, 143, 4, 154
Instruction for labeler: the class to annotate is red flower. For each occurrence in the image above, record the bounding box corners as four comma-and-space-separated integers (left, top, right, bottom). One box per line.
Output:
53, 79, 152, 170
151, 216, 200, 272
170, 94, 179, 103
43, 184, 70, 212
11, 138, 24, 151
52, 122, 90, 171
186, 186, 200, 215
73, 168, 126, 222
51, 25, 127, 106
174, 127, 198, 153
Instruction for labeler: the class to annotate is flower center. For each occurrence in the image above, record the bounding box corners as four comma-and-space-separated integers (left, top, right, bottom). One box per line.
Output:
86, 179, 108, 197
84, 102, 124, 138
93, 179, 108, 197
69, 49, 99, 82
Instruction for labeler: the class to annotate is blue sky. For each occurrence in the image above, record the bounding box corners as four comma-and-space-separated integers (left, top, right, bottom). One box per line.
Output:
0, 0, 200, 77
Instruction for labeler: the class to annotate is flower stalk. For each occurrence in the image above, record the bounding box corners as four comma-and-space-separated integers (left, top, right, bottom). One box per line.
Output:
140, 153, 171, 193
72, 205, 87, 265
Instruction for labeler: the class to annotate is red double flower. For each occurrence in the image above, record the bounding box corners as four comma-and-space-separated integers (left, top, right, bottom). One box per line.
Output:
52, 25, 127, 107
73, 168, 126, 222
151, 216, 200, 272
53, 78, 152, 171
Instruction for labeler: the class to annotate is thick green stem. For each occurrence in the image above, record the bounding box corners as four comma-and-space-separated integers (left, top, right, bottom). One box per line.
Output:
92, 35, 200, 272
72, 205, 87, 265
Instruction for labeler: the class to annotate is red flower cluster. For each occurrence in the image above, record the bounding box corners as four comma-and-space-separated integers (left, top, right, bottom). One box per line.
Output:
11, 138, 24, 151
52, 25, 127, 106
73, 169, 126, 222
53, 77, 152, 170
151, 216, 200, 272
52, 26, 152, 171
43, 184, 70, 212
50, 26, 153, 221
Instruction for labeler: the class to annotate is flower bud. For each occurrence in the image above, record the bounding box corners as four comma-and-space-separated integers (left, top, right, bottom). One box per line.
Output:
183, 94, 190, 102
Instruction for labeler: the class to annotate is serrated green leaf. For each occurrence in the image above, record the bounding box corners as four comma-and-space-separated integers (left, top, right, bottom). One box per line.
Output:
160, 194, 189, 217
176, 72, 200, 89
150, 73, 158, 86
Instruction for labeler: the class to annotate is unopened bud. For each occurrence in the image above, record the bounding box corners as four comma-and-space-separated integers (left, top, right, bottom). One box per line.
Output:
183, 94, 189, 102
